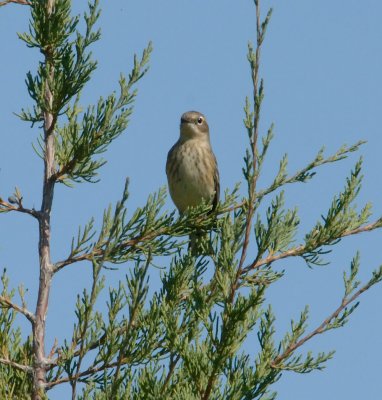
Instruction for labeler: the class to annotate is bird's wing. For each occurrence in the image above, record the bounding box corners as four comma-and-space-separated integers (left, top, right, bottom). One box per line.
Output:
165, 142, 177, 178
212, 153, 220, 211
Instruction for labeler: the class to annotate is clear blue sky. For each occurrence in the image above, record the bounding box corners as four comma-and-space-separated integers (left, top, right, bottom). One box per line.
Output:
1, 1, 382, 398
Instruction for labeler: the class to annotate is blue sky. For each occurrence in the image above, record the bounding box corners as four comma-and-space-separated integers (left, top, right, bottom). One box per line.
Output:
1, 0, 382, 398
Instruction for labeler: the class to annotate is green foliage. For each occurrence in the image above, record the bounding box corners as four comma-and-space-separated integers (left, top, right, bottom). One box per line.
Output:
19, 0, 152, 186
303, 158, 372, 266
255, 192, 299, 260
19, 0, 99, 123
53, 49, 152, 185
0, 271, 33, 399
1, 0, 382, 399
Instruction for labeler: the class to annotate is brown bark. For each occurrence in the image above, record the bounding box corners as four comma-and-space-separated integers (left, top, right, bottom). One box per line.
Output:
32, 1, 56, 398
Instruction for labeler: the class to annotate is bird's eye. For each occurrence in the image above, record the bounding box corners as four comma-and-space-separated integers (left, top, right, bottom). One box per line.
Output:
197, 117, 204, 125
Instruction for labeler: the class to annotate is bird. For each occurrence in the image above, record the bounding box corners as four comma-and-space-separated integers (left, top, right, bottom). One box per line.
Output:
166, 111, 220, 254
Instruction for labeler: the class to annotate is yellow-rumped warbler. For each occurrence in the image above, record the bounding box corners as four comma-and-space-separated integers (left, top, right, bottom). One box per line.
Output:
166, 111, 220, 254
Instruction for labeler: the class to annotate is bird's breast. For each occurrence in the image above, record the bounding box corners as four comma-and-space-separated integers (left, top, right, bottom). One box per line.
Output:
167, 140, 216, 213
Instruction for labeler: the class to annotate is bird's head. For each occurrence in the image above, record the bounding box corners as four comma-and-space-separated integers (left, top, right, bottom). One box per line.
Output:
179, 111, 210, 141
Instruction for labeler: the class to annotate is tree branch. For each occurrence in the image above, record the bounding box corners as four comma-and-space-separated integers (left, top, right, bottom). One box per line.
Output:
0, 197, 40, 219
0, 357, 32, 374
243, 218, 382, 274
162, 354, 180, 391
47, 325, 132, 370
271, 272, 380, 368
0, 0, 31, 7
45, 360, 125, 390
203, 3, 268, 398
236, 0, 263, 280
53, 224, 172, 273
0, 294, 35, 324
32, 1, 56, 398
219, 142, 366, 217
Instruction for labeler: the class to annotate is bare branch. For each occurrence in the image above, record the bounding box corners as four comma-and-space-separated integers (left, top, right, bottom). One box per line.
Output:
0, 294, 35, 324
32, 0, 57, 397
0, 357, 32, 373
0, 0, 31, 7
0, 198, 40, 219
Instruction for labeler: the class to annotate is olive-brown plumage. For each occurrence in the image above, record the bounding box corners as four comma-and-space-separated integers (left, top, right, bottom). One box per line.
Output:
166, 111, 220, 254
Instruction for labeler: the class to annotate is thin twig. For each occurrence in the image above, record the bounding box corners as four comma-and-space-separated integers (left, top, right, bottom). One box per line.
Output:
0, 294, 35, 323
271, 275, 379, 368
203, 3, 264, 399
71, 194, 133, 398
45, 360, 124, 389
53, 225, 171, 273
162, 354, 180, 391
0, 198, 40, 219
0, 357, 32, 373
53, 212, 382, 280
243, 219, 382, 274
236, 0, 262, 278
47, 340, 172, 390
111, 255, 152, 397
70, 260, 102, 399
218, 141, 366, 216
47, 320, 167, 371
0, 0, 31, 6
